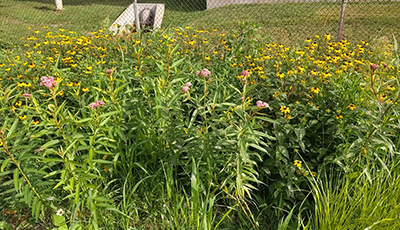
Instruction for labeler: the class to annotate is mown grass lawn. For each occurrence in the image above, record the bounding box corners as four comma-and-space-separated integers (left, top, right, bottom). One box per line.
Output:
1, 0, 400, 47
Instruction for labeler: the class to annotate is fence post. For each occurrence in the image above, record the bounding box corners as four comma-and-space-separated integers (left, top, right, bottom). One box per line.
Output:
337, 0, 348, 41
133, 0, 141, 32
55, 0, 63, 11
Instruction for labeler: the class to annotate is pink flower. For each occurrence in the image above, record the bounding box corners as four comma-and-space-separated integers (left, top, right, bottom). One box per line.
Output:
40, 76, 57, 89
182, 86, 189, 93
195, 70, 200, 76
23, 93, 31, 98
256, 100, 269, 109
185, 82, 192, 87
89, 100, 105, 109
370, 63, 379, 72
106, 69, 113, 74
240, 70, 249, 77
240, 96, 244, 101
201, 68, 211, 78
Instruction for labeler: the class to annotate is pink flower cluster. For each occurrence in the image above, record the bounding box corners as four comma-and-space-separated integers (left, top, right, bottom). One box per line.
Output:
256, 100, 269, 109
196, 68, 211, 78
23, 93, 31, 98
240, 70, 249, 77
89, 100, 105, 109
106, 69, 113, 74
182, 82, 192, 93
40, 76, 57, 88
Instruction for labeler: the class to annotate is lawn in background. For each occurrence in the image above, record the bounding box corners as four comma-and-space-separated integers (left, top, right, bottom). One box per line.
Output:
1, 0, 400, 47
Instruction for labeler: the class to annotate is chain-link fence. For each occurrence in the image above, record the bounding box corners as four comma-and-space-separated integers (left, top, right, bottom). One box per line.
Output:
0, 0, 399, 45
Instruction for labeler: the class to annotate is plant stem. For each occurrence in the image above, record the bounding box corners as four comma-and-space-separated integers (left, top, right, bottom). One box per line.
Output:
0, 130, 48, 207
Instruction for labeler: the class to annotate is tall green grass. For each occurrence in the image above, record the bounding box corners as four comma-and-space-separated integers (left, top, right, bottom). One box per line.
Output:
307, 162, 400, 230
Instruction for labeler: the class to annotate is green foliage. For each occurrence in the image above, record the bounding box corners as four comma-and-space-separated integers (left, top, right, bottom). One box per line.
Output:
0, 24, 400, 229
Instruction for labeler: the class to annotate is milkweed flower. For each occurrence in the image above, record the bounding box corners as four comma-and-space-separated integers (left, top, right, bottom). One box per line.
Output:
89, 100, 105, 109
195, 70, 200, 76
370, 63, 379, 72
185, 82, 192, 87
22, 93, 31, 98
182, 86, 189, 93
201, 68, 211, 77
106, 69, 113, 74
256, 100, 269, 109
40, 76, 57, 88
240, 70, 249, 77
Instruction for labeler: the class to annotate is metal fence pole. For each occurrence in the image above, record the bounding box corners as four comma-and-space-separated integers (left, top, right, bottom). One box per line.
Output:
337, 0, 348, 41
134, 0, 141, 32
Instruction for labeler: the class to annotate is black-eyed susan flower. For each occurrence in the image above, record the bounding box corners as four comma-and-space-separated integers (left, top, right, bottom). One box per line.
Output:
74, 82, 80, 87
32, 120, 40, 125
20, 115, 27, 120
347, 104, 356, 110
311, 87, 321, 94
82, 87, 89, 92
280, 106, 290, 114
276, 72, 284, 79
336, 115, 343, 119
387, 84, 396, 91
294, 160, 302, 168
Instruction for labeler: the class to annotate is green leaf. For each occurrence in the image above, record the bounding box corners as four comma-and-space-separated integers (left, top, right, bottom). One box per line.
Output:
255, 116, 279, 124
76, 118, 92, 124
13, 168, 19, 192
170, 57, 186, 69
40, 139, 61, 151
52, 214, 66, 227
7, 118, 19, 138
294, 128, 305, 140
98, 111, 119, 119
1, 158, 11, 172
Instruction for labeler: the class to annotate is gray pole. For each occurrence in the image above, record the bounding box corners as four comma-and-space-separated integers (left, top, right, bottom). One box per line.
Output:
134, 0, 141, 32
337, 0, 348, 41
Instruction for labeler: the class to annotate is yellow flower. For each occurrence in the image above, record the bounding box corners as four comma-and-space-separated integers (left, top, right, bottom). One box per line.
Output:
311, 87, 320, 94
0, 140, 3, 146
387, 84, 395, 91
74, 82, 80, 87
20, 115, 27, 120
82, 87, 89, 92
276, 72, 285, 79
67, 82, 73, 87
336, 115, 343, 119
15, 101, 22, 107
294, 160, 302, 168
32, 120, 40, 125
347, 104, 356, 110
280, 106, 290, 114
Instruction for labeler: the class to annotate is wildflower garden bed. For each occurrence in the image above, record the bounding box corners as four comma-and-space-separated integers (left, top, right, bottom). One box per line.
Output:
1, 25, 400, 229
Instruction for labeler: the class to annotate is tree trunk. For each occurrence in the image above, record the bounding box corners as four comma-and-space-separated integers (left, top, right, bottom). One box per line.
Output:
55, 0, 63, 11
